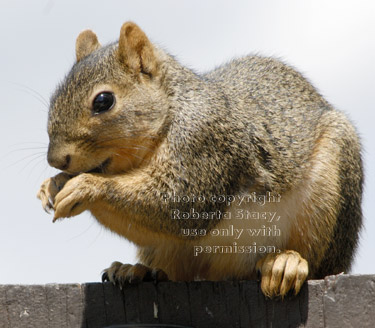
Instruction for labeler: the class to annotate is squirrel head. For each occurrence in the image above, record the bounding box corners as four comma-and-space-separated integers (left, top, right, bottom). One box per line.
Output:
47, 22, 169, 175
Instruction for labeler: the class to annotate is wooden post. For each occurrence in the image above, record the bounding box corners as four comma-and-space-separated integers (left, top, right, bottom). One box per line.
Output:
0, 274, 374, 328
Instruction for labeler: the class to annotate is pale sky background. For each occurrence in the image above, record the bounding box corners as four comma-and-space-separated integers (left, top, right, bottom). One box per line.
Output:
0, 0, 374, 284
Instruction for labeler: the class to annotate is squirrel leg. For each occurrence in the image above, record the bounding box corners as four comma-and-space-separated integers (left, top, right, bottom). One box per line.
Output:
255, 250, 308, 298
102, 261, 169, 287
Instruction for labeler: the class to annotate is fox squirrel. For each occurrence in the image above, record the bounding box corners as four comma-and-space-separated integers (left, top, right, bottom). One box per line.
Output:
37, 22, 363, 298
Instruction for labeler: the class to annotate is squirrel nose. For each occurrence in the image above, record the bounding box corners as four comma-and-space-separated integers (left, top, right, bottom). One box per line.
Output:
47, 150, 71, 171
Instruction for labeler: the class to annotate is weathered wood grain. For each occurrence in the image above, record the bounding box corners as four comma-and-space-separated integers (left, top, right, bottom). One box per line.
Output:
0, 275, 374, 328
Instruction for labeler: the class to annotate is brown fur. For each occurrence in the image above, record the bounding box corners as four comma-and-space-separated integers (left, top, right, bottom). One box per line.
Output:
37, 22, 363, 298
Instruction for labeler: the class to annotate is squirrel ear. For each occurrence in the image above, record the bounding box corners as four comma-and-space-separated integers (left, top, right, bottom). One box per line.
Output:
118, 22, 158, 76
75, 30, 101, 62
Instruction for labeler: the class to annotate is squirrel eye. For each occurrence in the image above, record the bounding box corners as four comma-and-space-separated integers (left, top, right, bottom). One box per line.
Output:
92, 92, 115, 115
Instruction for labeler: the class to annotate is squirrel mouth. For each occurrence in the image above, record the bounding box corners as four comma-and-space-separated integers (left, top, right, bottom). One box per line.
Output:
87, 158, 111, 174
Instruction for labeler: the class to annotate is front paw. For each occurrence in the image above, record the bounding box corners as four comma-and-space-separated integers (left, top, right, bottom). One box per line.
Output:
53, 173, 101, 221
102, 261, 169, 287
37, 173, 73, 213
256, 250, 308, 298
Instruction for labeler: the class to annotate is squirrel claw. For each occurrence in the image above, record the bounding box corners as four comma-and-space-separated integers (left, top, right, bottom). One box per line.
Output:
101, 271, 109, 283
42, 201, 53, 214
256, 250, 308, 299
149, 268, 169, 283
102, 261, 169, 288
37, 173, 72, 217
